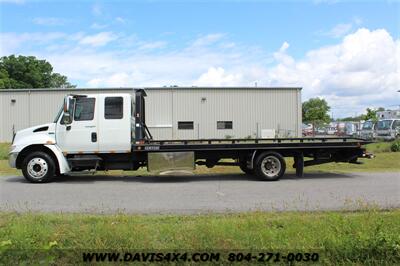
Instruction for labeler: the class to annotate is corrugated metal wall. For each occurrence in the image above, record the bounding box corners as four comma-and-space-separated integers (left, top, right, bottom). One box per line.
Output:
0, 87, 301, 142
146, 89, 174, 140
146, 88, 302, 140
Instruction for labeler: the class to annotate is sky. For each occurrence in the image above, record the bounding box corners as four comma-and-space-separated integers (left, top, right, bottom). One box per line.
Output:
0, 0, 399, 118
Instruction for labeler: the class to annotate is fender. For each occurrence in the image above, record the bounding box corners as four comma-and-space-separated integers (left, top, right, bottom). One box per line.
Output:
44, 144, 70, 174
13, 144, 71, 174
250, 150, 257, 169
10, 123, 70, 174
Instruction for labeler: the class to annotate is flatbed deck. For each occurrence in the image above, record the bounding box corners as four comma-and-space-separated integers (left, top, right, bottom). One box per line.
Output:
135, 137, 371, 152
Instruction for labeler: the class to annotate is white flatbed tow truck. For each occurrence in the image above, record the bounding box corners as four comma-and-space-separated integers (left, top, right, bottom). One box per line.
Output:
9, 89, 372, 183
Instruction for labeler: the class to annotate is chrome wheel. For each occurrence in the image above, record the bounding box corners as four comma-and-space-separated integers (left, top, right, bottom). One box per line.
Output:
261, 156, 281, 177
27, 158, 48, 179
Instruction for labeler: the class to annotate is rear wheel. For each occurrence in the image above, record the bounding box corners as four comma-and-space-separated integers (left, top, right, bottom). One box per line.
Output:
255, 152, 286, 181
21, 151, 56, 183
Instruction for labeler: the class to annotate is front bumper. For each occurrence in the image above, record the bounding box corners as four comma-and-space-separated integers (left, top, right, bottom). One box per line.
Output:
8, 152, 18, 168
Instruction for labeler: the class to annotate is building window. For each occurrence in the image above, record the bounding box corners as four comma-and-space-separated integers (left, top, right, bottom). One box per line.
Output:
178, 121, 194, 130
105, 97, 123, 119
74, 97, 95, 121
217, 121, 233, 129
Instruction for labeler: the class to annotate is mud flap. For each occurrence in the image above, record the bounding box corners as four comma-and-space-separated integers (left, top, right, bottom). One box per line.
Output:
294, 152, 304, 178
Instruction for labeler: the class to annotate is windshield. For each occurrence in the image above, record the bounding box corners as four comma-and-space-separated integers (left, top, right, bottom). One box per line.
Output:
362, 121, 374, 130
53, 106, 63, 123
377, 120, 392, 130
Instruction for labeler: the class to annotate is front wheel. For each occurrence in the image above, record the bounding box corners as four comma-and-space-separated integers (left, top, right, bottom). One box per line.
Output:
254, 152, 286, 181
21, 151, 56, 183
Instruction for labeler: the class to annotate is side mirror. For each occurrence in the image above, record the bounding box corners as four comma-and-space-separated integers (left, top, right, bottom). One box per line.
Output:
63, 96, 71, 113
62, 113, 72, 124
62, 95, 73, 125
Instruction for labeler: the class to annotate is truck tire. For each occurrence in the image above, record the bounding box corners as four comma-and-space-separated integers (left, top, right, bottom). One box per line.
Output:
21, 151, 56, 183
239, 161, 254, 175
254, 152, 286, 181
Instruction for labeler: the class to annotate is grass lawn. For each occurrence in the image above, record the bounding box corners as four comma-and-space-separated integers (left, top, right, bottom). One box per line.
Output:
1, 141, 399, 177
364, 141, 394, 153
1, 210, 399, 264
0, 142, 9, 160
0, 160, 19, 176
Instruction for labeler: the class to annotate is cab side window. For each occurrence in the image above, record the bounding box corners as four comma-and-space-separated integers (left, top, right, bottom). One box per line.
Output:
105, 97, 123, 119
74, 97, 95, 121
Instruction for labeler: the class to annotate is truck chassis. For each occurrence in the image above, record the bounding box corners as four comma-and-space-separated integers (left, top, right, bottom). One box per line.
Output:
63, 137, 371, 181
135, 137, 371, 179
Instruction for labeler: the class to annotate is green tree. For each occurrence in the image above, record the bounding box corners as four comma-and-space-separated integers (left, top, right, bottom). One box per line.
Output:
362, 107, 384, 122
0, 55, 75, 89
302, 98, 331, 135
363, 108, 377, 121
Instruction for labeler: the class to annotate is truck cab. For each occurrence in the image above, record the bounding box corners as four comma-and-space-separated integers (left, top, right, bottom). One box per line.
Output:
360, 120, 376, 140
376, 119, 400, 140
55, 93, 132, 153
9, 90, 150, 182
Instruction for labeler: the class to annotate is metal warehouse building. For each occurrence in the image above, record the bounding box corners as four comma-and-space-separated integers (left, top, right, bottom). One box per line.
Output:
0, 87, 302, 142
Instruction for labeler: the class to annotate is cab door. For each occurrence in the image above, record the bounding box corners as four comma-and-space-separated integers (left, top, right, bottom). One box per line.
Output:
55, 96, 99, 153
97, 95, 131, 153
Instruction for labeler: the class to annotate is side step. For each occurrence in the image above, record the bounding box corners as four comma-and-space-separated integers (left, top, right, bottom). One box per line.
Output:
67, 155, 102, 169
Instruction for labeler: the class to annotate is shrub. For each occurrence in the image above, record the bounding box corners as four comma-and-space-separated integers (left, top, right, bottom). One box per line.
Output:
390, 140, 400, 152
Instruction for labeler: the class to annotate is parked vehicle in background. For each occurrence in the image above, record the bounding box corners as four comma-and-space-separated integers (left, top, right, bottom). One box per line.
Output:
334, 122, 346, 136
302, 123, 313, 136
315, 127, 326, 135
325, 127, 337, 135
315, 121, 366, 138
376, 119, 400, 140
360, 121, 376, 140
344, 122, 359, 137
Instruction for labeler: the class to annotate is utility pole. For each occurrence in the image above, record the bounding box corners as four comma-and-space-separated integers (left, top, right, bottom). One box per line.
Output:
398, 90, 400, 110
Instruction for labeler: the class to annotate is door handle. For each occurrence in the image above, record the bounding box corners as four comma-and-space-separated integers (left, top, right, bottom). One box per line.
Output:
91, 132, 97, 142
66, 125, 71, 131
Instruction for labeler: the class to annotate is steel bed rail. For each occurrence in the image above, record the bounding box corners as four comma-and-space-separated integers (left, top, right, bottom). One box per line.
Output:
133, 137, 372, 152
142, 137, 370, 145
